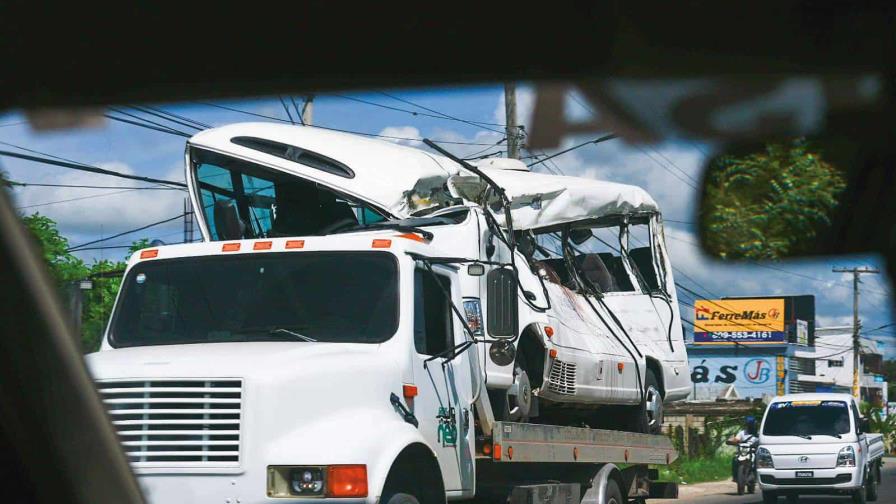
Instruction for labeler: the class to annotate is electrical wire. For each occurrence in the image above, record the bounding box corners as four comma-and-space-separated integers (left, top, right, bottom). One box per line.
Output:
0, 149, 186, 187
104, 113, 191, 137
278, 96, 295, 124
195, 101, 501, 146
378, 91, 508, 129
135, 105, 212, 129
107, 107, 192, 136
526, 134, 617, 169
67, 213, 187, 252
8, 181, 181, 191
127, 105, 205, 131
17, 189, 141, 210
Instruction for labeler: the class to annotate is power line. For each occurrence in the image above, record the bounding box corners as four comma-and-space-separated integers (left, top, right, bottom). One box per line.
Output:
526, 134, 617, 168
8, 181, 181, 191
127, 105, 205, 131
135, 105, 212, 129
17, 189, 140, 210
195, 101, 500, 146
67, 213, 187, 252
277, 96, 296, 124
104, 113, 191, 137
0, 149, 186, 187
108, 107, 192, 136
377, 92, 507, 130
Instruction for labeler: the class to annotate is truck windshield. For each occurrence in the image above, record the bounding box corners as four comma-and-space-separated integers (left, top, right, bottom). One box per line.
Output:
110, 252, 398, 347
762, 400, 851, 437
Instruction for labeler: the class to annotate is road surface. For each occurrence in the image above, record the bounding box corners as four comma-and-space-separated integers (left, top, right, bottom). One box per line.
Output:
659, 458, 896, 504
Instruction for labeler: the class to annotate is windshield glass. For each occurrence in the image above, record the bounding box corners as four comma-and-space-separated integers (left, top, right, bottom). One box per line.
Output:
110, 252, 398, 347
762, 400, 851, 437
192, 148, 387, 241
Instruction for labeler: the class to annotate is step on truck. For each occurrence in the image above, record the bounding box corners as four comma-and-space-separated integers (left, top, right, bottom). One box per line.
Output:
85, 122, 688, 502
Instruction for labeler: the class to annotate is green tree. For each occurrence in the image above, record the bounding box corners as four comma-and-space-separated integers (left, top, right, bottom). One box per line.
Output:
21, 213, 151, 352
702, 139, 846, 260
21, 213, 89, 285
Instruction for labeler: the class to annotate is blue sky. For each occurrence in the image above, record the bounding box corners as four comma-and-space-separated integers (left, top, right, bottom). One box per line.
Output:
1, 84, 893, 356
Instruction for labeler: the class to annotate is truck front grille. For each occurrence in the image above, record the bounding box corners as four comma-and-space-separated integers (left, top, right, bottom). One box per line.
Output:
97, 379, 242, 467
547, 360, 576, 395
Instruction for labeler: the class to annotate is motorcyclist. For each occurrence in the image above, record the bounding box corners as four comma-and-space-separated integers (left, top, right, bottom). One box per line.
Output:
727, 416, 758, 481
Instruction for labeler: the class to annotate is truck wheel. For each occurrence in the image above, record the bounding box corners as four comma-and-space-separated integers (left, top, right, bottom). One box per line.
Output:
383, 492, 420, 504
866, 466, 879, 502
853, 487, 867, 504
603, 479, 623, 504
625, 369, 663, 433
762, 490, 778, 503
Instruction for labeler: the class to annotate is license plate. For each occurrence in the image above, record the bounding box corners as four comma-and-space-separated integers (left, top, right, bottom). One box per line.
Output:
795, 471, 814, 478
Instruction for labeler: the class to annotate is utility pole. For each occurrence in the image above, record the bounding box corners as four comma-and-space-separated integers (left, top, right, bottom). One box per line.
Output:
504, 83, 519, 159
301, 95, 314, 126
833, 266, 880, 399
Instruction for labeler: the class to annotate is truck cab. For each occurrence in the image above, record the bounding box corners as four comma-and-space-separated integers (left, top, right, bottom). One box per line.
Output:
88, 232, 495, 502
756, 393, 885, 503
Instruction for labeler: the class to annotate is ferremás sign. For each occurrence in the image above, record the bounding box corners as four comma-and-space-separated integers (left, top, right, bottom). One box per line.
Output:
693, 298, 786, 344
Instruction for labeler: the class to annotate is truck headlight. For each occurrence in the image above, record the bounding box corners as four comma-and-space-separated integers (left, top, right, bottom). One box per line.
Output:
756, 447, 774, 469
837, 445, 856, 467
463, 298, 484, 336
268, 465, 367, 498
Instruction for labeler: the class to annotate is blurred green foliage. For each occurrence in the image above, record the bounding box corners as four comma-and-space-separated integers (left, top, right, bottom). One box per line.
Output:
21, 213, 149, 352
702, 139, 846, 260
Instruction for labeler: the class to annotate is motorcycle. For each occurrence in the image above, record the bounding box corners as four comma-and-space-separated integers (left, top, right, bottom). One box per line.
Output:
735, 441, 757, 495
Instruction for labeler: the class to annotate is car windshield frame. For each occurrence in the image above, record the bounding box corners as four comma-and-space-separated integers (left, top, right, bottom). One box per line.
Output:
108, 251, 400, 348
762, 400, 852, 437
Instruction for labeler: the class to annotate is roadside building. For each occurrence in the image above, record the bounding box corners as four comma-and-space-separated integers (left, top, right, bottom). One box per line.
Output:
686, 295, 815, 401
793, 326, 888, 406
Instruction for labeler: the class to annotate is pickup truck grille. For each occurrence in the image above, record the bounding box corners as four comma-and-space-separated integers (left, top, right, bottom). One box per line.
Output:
97, 379, 242, 466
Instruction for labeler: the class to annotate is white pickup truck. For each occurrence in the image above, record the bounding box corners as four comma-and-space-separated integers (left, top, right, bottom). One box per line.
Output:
756, 393, 885, 504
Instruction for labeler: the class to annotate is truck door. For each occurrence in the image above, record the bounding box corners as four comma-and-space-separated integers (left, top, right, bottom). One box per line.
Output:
410, 266, 475, 495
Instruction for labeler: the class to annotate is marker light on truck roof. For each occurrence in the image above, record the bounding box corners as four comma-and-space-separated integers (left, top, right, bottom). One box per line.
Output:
253, 240, 272, 250
285, 239, 305, 249
222, 242, 241, 252
139, 249, 158, 259
371, 239, 391, 248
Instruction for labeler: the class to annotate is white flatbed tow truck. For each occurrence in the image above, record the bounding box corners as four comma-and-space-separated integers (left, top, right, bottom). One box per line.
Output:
86, 122, 686, 503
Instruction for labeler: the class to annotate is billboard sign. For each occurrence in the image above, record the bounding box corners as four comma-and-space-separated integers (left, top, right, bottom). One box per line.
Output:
689, 356, 778, 400
693, 298, 786, 344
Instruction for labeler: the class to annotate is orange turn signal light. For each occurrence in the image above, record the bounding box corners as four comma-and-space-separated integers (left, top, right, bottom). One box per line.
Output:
285, 240, 305, 249
549, 349, 558, 359
139, 249, 158, 259
403, 384, 418, 398
544, 326, 554, 338
371, 239, 392, 248
493, 443, 502, 461
396, 232, 427, 243
326, 465, 368, 498
222, 243, 241, 252
617, 362, 625, 372
253, 241, 272, 250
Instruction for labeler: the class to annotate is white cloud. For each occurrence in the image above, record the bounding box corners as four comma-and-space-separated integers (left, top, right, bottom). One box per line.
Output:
10, 162, 186, 248
377, 126, 423, 147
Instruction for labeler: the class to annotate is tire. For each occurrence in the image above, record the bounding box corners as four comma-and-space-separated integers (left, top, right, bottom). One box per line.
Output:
736, 462, 748, 495
383, 492, 421, 504
626, 369, 663, 433
762, 490, 778, 504
867, 466, 879, 502
603, 479, 624, 504
853, 487, 867, 504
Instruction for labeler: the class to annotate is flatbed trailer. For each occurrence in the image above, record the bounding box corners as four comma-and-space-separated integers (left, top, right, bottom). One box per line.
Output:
471, 421, 679, 503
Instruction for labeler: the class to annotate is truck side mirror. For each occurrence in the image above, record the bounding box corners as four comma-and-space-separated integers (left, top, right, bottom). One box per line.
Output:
487, 268, 518, 339
860, 418, 871, 433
